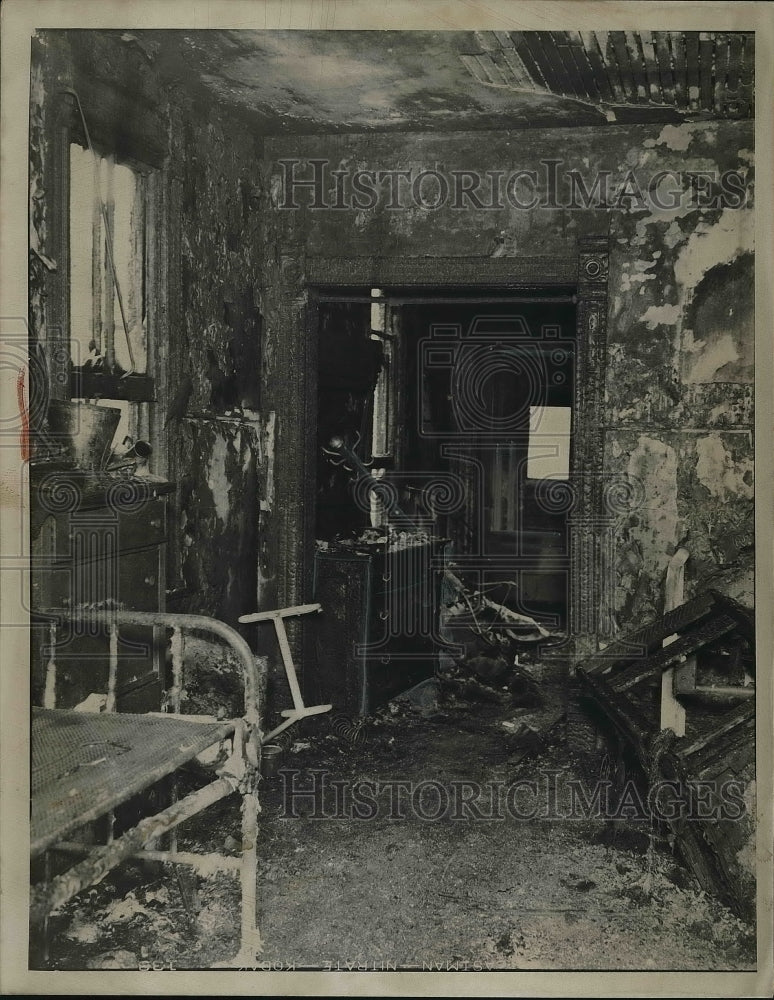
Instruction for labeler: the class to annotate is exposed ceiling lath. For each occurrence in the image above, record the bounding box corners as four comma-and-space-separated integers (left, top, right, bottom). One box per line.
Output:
463, 31, 754, 120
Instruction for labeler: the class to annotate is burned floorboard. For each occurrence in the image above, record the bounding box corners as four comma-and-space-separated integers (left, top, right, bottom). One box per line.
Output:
575, 591, 756, 921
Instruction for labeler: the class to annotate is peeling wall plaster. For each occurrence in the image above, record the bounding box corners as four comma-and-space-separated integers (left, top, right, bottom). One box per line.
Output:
30, 31, 755, 647
176, 418, 263, 621
695, 433, 754, 501
641, 303, 681, 330
685, 333, 740, 383
266, 118, 754, 628
620, 436, 680, 616
673, 206, 754, 292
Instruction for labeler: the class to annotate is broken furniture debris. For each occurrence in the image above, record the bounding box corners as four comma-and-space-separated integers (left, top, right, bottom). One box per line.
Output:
439, 568, 553, 707
575, 589, 756, 920
238, 602, 332, 742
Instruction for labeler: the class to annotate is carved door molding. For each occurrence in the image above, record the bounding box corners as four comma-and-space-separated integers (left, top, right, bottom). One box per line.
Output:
289, 240, 611, 656
570, 235, 612, 659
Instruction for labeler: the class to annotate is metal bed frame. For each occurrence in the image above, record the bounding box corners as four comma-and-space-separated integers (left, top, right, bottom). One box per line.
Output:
31, 608, 265, 966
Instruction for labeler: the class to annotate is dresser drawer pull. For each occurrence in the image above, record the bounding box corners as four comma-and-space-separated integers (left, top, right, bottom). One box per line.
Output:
149, 518, 162, 529
144, 575, 156, 586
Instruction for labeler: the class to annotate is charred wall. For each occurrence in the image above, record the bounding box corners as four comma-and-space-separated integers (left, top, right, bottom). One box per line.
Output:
165, 72, 271, 620
29, 30, 271, 625
262, 121, 754, 633
29, 31, 755, 646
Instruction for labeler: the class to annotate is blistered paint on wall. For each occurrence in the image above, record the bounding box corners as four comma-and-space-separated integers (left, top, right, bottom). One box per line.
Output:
261, 411, 277, 512
682, 253, 754, 385
206, 432, 230, 525
695, 433, 754, 501
264, 117, 754, 630
618, 436, 680, 620
673, 207, 754, 291
176, 418, 264, 620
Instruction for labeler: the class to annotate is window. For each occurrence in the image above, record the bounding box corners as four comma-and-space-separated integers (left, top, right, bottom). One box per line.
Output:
526, 405, 572, 481
490, 406, 572, 532
70, 145, 148, 377
68, 139, 157, 450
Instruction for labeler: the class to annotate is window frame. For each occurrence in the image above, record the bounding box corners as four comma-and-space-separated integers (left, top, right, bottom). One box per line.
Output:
67, 134, 156, 402
46, 90, 169, 470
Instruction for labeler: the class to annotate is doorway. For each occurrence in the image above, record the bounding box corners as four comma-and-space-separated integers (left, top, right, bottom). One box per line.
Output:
310, 285, 578, 714
313, 288, 576, 619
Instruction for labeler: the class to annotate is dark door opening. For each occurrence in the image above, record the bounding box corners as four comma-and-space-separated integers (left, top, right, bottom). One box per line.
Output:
397, 290, 576, 628
311, 286, 576, 715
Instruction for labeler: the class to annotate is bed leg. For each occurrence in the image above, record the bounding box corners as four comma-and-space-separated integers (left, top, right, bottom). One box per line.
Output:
235, 786, 262, 965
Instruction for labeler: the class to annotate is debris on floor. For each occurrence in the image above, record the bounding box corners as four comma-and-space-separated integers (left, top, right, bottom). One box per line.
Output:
389, 677, 442, 717
437, 567, 562, 710
36, 674, 756, 972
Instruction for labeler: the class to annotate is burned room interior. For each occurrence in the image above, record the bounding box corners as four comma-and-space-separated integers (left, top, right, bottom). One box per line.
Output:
26, 28, 757, 970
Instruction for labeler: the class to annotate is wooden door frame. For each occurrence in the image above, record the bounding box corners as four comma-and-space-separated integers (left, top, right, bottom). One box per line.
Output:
283, 237, 609, 660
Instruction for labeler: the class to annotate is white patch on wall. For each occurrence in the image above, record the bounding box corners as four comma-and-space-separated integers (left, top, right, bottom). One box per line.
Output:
695, 433, 754, 500
260, 410, 277, 512
654, 123, 694, 151
641, 303, 681, 330
207, 433, 230, 524
674, 207, 754, 292
684, 332, 740, 383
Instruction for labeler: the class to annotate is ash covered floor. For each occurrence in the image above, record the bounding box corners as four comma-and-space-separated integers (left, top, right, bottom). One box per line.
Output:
39, 684, 756, 972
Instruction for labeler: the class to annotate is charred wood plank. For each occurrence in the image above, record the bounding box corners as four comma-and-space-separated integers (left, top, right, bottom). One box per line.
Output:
670, 31, 688, 109
713, 33, 732, 115
684, 707, 755, 778
726, 33, 743, 95
637, 31, 662, 104
686, 32, 701, 110
656, 722, 756, 921
575, 667, 654, 768
699, 32, 714, 110
611, 614, 737, 685
738, 33, 754, 115
544, 31, 578, 97
709, 590, 755, 639
566, 31, 600, 102
677, 700, 755, 762
653, 31, 676, 105
553, 31, 586, 99
582, 590, 716, 676
579, 31, 616, 102
608, 31, 639, 102
510, 32, 549, 90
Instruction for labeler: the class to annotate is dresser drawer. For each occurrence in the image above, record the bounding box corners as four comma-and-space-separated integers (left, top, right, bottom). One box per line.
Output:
117, 546, 163, 609
43, 497, 167, 561
31, 617, 162, 710
43, 545, 162, 611
116, 498, 166, 551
